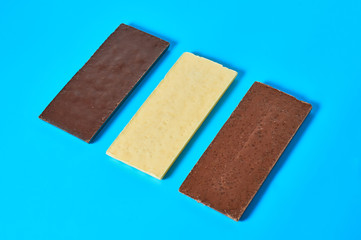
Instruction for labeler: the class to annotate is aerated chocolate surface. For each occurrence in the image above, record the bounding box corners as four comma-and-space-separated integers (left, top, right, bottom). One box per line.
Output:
179, 82, 312, 221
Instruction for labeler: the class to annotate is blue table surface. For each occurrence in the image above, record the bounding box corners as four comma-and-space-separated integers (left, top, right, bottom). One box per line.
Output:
1, 0, 360, 239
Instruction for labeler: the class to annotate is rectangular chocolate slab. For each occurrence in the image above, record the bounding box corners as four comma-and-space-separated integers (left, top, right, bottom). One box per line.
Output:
106, 53, 237, 179
39, 24, 169, 142
179, 82, 312, 221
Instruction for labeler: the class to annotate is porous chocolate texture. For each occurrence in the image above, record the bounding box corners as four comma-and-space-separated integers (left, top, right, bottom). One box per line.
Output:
179, 82, 312, 221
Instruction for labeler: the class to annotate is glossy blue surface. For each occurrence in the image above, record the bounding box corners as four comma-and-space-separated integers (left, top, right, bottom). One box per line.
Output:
1, 0, 360, 239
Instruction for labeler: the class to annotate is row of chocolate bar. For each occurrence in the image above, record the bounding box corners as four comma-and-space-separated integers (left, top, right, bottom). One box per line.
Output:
39, 24, 311, 221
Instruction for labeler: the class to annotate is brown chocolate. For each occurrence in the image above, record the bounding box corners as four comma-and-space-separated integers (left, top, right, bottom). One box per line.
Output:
179, 82, 312, 221
39, 24, 169, 142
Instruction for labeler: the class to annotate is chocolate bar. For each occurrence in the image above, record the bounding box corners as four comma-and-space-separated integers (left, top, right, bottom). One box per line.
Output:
39, 24, 169, 142
106, 53, 237, 179
179, 82, 312, 220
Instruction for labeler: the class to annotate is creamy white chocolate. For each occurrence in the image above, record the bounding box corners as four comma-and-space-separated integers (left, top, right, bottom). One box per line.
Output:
106, 52, 237, 179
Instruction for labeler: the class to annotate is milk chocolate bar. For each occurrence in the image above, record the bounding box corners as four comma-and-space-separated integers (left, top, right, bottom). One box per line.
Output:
40, 24, 169, 142
179, 82, 312, 221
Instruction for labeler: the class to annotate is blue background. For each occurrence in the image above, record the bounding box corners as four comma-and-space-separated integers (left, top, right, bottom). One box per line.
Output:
1, 0, 360, 239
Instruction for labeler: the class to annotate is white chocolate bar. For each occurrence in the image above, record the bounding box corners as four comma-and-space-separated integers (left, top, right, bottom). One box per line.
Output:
106, 52, 237, 179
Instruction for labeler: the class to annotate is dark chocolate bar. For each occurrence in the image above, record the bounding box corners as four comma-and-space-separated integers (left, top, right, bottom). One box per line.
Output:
179, 82, 312, 221
40, 24, 169, 142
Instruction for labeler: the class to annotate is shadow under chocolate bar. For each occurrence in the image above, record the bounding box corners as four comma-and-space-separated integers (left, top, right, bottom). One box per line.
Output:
179, 82, 312, 221
39, 23, 169, 143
